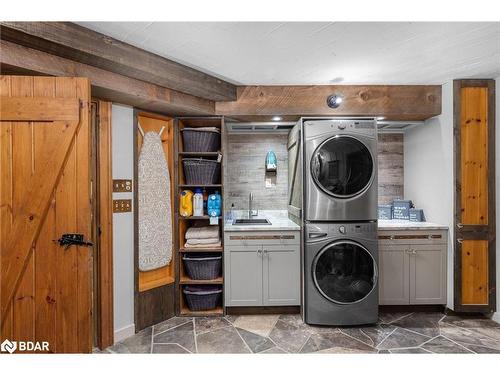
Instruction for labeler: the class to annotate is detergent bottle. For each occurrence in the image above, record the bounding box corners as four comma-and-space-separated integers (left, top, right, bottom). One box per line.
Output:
180, 190, 194, 217
207, 191, 222, 217
193, 188, 204, 217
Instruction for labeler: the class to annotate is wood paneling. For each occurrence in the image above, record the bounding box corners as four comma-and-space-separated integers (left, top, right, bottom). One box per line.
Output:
0, 40, 215, 116
0, 22, 237, 102
0, 97, 79, 121
461, 240, 488, 305
0, 76, 92, 352
216, 85, 442, 121
460, 87, 489, 225
453, 79, 496, 313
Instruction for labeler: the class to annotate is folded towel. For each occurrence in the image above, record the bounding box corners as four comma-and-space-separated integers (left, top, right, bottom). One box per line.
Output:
185, 225, 219, 240
186, 237, 221, 245
184, 241, 222, 248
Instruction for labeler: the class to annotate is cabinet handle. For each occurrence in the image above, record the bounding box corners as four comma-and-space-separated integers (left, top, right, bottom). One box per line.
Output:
263, 249, 268, 255
257, 249, 262, 255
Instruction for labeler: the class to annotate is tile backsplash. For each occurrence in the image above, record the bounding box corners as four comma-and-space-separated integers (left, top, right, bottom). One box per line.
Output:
225, 132, 404, 210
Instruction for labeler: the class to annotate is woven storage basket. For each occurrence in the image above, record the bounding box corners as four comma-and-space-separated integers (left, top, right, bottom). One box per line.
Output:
183, 285, 222, 311
181, 128, 220, 152
182, 158, 220, 185
183, 253, 222, 280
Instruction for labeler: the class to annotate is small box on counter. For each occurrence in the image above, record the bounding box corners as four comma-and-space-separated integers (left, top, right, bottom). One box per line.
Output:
378, 205, 393, 220
409, 208, 425, 222
392, 199, 413, 220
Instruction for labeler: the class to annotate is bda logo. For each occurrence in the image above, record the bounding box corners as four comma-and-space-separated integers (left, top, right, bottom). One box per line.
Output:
1, 339, 17, 354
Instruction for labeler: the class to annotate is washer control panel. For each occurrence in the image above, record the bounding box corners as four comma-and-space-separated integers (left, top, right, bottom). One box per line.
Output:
305, 222, 378, 242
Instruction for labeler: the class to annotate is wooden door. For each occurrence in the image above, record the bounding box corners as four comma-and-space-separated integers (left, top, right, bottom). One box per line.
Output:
409, 244, 447, 305
378, 244, 410, 305
262, 245, 300, 306
453, 79, 496, 313
225, 246, 262, 306
0, 76, 93, 353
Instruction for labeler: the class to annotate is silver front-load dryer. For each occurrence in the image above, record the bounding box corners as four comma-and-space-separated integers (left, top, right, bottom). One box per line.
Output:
304, 119, 378, 221
303, 222, 378, 326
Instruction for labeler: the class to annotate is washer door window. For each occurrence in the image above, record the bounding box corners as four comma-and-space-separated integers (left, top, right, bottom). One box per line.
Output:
311, 136, 374, 198
313, 241, 377, 304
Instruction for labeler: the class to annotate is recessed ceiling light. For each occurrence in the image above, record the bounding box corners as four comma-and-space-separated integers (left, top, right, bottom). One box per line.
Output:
272, 116, 282, 121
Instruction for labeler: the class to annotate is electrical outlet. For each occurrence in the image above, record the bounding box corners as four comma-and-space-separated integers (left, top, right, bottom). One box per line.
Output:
113, 179, 133, 193
113, 199, 132, 213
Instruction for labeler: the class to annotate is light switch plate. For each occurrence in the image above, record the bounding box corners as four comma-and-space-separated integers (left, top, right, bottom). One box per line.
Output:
113, 179, 133, 193
113, 199, 132, 213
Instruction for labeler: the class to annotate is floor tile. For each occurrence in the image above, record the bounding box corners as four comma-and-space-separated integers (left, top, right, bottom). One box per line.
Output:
260, 346, 288, 354
278, 314, 304, 327
441, 315, 500, 328
461, 344, 500, 354
421, 335, 471, 353
236, 328, 275, 353
154, 317, 192, 335
377, 327, 430, 350
389, 348, 430, 354
233, 314, 279, 337
152, 343, 191, 354
195, 317, 232, 335
153, 321, 196, 352
466, 327, 500, 341
439, 323, 500, 349
107, 327, 152, 354
392, 312, 443, 337
300, 331, 376, 353
268, 319, 311, 353
197, 326, 251, 353
378, 312, 413, 324
340, 324, 395, 347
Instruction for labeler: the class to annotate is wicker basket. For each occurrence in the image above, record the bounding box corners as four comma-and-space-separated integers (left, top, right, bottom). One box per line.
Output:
181, 128, 220, 152
182, 158, 220, 185
183, 253, 222, 280
183, 285, 222, 311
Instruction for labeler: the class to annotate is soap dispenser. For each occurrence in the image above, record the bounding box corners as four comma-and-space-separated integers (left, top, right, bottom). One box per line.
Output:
265, 150, 277, 173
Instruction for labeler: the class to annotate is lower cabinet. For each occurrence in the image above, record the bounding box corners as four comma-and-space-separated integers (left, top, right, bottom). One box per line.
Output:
379, 230, 447, 305
224, 232, 300, 306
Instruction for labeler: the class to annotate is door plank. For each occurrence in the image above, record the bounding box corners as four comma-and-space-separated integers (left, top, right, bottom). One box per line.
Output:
461, 240, 488, 305
0, 97, 79, 122
460, 87, 488, 225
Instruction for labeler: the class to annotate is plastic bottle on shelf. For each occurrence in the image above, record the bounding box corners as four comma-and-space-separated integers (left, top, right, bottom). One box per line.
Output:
193, 188, 204, 217
179, 190, 194, 217
207, 191, 222, 217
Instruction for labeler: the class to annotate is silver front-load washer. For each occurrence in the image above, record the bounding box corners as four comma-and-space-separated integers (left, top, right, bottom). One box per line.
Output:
303, 221, 378, 326
304, 119, 378, 221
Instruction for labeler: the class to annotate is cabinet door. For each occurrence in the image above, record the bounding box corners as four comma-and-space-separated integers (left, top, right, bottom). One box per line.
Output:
262, 244, 300, 306
410, 244, 447, 304
379, 244, 410, 305
225, 245, 262, 306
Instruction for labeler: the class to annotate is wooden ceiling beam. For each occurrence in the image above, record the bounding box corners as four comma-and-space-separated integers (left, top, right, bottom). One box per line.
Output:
216, 85, 442, 121
0, 22, 237, 102
0, 40, 214, 116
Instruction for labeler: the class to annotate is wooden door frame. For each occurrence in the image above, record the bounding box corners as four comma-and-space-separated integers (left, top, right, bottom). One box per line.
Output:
453, 79, 496, 313
91, 99, 114, 348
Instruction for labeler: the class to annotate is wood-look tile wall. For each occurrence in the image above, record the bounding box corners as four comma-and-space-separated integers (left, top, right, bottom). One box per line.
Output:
378, 133, 404, 205
225, 133, 404, 210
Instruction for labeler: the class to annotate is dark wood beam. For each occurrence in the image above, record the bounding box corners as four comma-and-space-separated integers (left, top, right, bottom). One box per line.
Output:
0, 22, 236, 102
0, 40, 214, 116
216, 85, 442, 121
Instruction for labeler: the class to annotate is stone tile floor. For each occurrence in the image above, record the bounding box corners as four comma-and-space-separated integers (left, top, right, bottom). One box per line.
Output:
99, 312, 500, 354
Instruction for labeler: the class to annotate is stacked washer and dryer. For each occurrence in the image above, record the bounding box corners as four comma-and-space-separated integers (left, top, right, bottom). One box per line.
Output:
288, 118, 379, 326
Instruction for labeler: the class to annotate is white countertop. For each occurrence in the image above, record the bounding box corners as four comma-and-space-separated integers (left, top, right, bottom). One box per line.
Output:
378, 220, 449, 231
224, 210, 301, 232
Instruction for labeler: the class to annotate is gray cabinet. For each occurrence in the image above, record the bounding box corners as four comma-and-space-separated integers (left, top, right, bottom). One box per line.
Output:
379, 230, 447, 305
224, 231, 300, 307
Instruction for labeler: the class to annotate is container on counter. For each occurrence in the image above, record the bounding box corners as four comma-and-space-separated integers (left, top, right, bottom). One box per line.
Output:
378, 204, 393, 220
180, 190, 194, 217
409, 208, 425, 222
207, 191, 222, 217
392, 199, 413, 220
193, 188, 204, 216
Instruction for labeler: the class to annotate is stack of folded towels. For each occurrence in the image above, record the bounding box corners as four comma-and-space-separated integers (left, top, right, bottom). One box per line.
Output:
184, 225, 221, 248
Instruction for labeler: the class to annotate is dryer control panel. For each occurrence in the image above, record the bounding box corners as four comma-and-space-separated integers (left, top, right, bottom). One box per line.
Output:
305, 221, 378, 243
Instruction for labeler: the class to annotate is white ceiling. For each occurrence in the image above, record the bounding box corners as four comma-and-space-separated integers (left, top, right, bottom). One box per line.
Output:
78, 22, 500, 85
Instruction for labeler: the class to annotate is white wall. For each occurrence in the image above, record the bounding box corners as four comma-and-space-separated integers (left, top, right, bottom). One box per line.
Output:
404, 81, 454, 308
495, 76, 500, 323
111, 104, 135, 341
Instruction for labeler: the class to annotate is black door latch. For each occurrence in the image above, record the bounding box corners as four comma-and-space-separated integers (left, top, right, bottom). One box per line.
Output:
55, 233, 93, 249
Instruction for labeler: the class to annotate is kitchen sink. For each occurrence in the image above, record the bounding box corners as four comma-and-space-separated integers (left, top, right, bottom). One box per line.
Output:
232, 218, 271, 225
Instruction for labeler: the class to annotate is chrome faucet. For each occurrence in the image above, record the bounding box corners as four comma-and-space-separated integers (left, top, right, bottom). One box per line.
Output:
249, 192, 257, 217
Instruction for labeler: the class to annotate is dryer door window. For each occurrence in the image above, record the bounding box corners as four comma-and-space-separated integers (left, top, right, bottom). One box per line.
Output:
313, 241, 377, 304
311, 136, 374, 198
